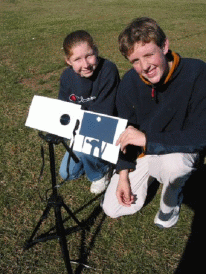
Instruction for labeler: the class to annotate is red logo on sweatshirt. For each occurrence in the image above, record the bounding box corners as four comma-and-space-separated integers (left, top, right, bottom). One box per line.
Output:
69, 94, 96, 103
69, 94, 77, 102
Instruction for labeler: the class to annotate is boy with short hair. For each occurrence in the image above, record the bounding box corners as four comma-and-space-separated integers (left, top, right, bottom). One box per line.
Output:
102, 17, 206, 228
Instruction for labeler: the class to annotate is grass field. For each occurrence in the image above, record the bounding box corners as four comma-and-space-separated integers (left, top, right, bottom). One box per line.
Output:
1, 0, 206, 273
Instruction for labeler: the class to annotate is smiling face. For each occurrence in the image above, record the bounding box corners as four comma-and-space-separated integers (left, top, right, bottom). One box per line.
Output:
66, 42, 98, 78
127, 39, 169, 85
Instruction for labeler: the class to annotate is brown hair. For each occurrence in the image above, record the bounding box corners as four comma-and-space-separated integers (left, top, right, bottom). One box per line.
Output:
63, 30, 98, 58
118, 17, 167, 58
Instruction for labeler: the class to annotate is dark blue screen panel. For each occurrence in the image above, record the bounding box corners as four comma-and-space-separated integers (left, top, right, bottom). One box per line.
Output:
79, 112, 118, 144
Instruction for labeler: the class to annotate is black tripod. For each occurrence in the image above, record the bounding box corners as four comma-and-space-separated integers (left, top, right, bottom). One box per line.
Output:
24, 132, 87, 274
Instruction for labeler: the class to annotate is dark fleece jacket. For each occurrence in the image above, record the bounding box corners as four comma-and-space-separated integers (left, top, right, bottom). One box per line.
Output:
58, 57, 120, 116
116, 51, 206, 172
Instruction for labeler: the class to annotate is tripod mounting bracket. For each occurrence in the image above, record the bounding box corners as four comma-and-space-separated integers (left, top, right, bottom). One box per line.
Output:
39, 132, 64, 145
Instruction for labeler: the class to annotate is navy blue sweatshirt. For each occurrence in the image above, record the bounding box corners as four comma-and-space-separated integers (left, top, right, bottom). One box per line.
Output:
58, 57, 120, 116
116, 54, 206, 172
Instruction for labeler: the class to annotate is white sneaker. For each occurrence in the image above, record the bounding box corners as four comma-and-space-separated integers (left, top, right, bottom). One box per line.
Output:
154, 194, 183, 229
90, 173, 110, 194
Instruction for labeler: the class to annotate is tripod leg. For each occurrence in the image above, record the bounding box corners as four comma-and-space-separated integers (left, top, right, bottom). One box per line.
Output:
62, 202, 84, 228
55, 204, 73, 274
24, 202, 52, 249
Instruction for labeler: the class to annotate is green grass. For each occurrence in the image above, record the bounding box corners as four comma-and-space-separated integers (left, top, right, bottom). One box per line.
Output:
0, 0, 206, 273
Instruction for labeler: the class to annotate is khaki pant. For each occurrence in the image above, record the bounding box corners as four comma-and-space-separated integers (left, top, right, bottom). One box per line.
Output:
102, 153, 198, 218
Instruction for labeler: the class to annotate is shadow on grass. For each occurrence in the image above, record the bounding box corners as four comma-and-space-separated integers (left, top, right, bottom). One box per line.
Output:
74, 205, 106, 273
24, 190, 106, 273
24, 159, 205, 273
140, 159, 205, 273
175, 162, 206, 273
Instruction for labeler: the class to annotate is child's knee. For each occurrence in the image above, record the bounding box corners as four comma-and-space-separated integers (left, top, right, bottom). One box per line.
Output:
102, 196, 144, 218
102, 200, 119, 218
59, 165, 68, 180
103, 208, 119, 219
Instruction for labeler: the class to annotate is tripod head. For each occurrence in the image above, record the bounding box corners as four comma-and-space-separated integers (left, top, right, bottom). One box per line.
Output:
39, 131, 79, 164
39, 132, 63, 144
38, 118, 80, 163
